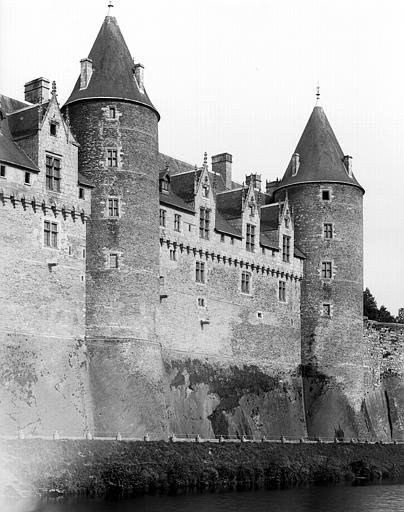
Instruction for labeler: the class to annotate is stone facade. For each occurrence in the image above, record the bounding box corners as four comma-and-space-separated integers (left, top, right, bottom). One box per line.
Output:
0, 14, 402, 440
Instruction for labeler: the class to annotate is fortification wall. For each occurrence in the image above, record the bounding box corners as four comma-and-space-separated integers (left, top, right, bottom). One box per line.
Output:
363, 320, 404, 440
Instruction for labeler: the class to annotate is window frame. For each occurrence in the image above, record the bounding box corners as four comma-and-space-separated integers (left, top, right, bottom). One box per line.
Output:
323, 303, 332, 317
107, 197, 120, 218
159, 208, 166, 227
174, 213, 181, 232
108, 106, 116, 119
199, 207, 210, 240
323, 223, 333, 239
24, 171, 31, 185
44, 220, 58, 248
321, 261, 333, 279
50, 121, 58, 136
45, 155, 61, 192
278, 280, 286, 302
241, 271, 251, 294
0, 164, 6, 178
106, 148, 118, 167
282, 235, 291, 262
109, 253, 119, 269
246, 223, 255, 252
195, 261, 206, 284
321, 189, 331, 201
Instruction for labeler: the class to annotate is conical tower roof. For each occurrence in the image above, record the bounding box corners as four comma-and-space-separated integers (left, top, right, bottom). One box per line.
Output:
64, 16, 159, 118
276, 106, 363, 192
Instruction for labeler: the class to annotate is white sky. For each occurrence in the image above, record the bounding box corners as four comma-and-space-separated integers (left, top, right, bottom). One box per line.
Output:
0, 0, 403, 314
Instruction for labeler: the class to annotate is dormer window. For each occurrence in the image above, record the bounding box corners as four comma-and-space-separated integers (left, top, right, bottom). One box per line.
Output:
202, 176, 210, 197
160, 178, 170, 194
50, 121, 57, 136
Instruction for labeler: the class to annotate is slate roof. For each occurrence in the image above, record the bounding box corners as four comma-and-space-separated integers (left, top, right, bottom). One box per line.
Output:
65, 16, 159, 119
277, 106, 364, 192
78, 172, 94, 188
7, 103, 48, 139
0, 115, 39, 172
0, 94, 29, 114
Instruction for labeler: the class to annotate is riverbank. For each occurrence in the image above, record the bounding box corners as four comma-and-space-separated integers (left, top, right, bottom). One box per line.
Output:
1, 440, 403, 498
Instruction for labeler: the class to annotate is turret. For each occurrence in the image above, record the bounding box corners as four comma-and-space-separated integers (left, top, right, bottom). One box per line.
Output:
274, 105, 365, 439
63, 14, 164, 435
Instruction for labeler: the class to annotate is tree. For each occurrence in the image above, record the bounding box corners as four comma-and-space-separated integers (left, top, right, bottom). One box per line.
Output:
363, 288, 379, 320
378, 305, 395, 323
397, 308, 404, 324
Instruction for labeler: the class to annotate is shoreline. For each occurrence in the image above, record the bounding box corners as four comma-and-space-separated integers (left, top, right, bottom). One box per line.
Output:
1, 440, 403, 499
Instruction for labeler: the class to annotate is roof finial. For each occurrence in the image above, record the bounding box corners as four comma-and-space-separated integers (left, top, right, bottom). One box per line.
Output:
51, 80, 57, 96
316, 82, 320, 105
108, 2, 114, 16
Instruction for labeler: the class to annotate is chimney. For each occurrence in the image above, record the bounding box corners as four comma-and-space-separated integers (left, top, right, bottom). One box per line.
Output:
133, 63, 145, 93
80, 58, 93, 90
265, 179, 279, 200
245, 173, 262, 191
211, 153, 232, 190
343, 155, 353, 177
24, 77, 50, 104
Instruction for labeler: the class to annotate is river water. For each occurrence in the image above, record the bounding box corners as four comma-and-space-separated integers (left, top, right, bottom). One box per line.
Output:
5, 480, 404, 512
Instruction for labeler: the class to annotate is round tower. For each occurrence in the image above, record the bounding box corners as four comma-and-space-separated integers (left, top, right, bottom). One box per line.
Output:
275, 106, 365, 438
63, 15, 165, 435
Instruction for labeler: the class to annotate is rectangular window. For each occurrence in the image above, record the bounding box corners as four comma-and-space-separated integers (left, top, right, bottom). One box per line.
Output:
241, 271, 251, 294
169, 249, 177, 261
109, 106, 116, 119
0, 165, 5, 177
321, 261, 332, 279
279, 280, 286, 302
44, 220, 58, 248
108, 197, 119, 217
199, 207, 210, 239
46, 155, 61, 191
160, 179, 169, 194
195, 261, 205, 283
106, 149, 118, 167
324, 223, 333, 239
159, 208, 166, 227
50, 122, 57, 136
246, 224, 255, 252
322, 189, 330, 201
174, 214, 181, 232
24, 172, 31, 185
220, 234, 225, 243
323, 303, 331, 316
198, 297, 205, 307
262, 247, 266, 254
79, 187, 85, 199
230, 237, 234, 245
282, 235, 291, 262
109, 253, 118, 268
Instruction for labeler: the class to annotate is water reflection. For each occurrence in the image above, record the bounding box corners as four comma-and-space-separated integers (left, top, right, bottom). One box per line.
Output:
3, 481, 404, 512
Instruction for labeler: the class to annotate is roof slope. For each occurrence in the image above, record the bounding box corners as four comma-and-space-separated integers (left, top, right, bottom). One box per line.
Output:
277, 106, 364, 192
65, 16, 159, 118
0, 115, 38, 172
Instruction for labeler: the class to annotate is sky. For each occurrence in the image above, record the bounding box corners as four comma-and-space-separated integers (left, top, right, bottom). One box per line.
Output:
0, 0, 403, 314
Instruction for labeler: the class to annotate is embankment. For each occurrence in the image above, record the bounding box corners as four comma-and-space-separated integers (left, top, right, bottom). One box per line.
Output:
1, 440, 404, 498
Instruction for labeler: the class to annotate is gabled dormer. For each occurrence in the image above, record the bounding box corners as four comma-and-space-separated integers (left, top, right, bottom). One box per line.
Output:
194, 153, 216, 242
278, 193, 294, 264
159, 165, 171, 195
241, 176, 261, 253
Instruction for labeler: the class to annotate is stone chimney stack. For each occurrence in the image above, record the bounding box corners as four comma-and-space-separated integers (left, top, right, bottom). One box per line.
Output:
80, 58, 93, 90
133, 63, 145, 93
24, 77, 50, 104
245, 173, 262, 191
265, 179, 279, 200
211, 153, 232, 190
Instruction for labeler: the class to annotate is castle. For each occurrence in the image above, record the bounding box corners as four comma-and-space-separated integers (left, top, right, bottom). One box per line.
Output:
0, 13, 402, 440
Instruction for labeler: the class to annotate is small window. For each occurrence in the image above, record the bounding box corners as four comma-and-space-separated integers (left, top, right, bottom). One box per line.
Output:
46, 155, 61, 191
323, 303, 331, 316
81, 275, 85, 282
257, 311, 263, 319
159, 209, 166, 227
261, 247, 265, 254
195, 261, 205, 283
106, 149, 118, 167
160, 178, 169, 194
279, 280, 286, 302
188, 224, 192, 232
0, 165, 6, 177
230, 237, 234, 245
44, 220, 58, 248
324, 223, 333, 239
108, 197, 119, 217
109, 106, 116, 119
220, 234, 225, 243
250, 204, 255, 217
202, 178, 210, 197
241, 271, 251, 294
321, 261, 332, 279
246, 224, 255, 252
109, 253, 118, 268
159, 276, 165, 286
50, 122, 57, 136
285, 217, 289, 229
24, 172, 31, 185
82, 249, 86, 258
68, 245, 72, 256
322, 190, 330, 201
282, 235, 291, 262
199, 207, 210, 239
79, 187, 85, 199
174, 214, 181, 232
169, 249, 177, 261
198, 297, 205, 307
